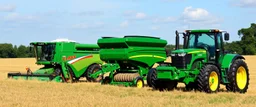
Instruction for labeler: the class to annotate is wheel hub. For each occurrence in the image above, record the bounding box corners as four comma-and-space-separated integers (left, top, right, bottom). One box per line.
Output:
236, 66, 247, 90
209, 71, 218, 91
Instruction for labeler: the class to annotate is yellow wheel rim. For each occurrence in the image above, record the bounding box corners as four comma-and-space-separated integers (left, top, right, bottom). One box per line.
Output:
236, 66, 247, 90
209, 71, 218, 91
136, 80, 143, 88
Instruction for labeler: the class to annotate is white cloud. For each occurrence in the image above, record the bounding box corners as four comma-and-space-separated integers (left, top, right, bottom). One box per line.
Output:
135, 12, 146, 19
150, 26, 160, 30
120, 20, 129, 27
124, 11, 147, 20
161, 0, 185, 2
153, 16, 177, 23
72, 22, 105, 29
180, 6, 221, 25
4, 13, 39, 22
0, 4, 16, 12
232, 0, 256, 8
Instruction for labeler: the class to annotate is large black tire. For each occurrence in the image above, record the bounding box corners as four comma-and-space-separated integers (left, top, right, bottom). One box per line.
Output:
197, 64, 220, 93
226, 59, 249, 93
148, 68, 159, 90
85, 64, 102, 82
147, 68, 157, 87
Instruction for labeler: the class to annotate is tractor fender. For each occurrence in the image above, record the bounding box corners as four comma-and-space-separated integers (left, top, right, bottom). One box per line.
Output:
221, 54, 245, 69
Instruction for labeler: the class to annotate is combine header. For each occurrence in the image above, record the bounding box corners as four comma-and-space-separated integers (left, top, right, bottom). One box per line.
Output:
90, 36, 168, 88
8, 40, 103, 83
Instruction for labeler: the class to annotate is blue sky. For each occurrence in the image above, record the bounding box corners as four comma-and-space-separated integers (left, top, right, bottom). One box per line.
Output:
0, 0, 256, 46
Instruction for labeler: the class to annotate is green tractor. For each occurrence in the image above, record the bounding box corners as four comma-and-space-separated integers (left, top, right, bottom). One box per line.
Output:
8, 40, 103, 83
148, 29, 249, 93
90, 36, 168, 88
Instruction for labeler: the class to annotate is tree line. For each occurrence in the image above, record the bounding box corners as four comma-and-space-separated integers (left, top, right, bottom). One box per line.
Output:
0, 44, 34, 58
0, 23, 255, 58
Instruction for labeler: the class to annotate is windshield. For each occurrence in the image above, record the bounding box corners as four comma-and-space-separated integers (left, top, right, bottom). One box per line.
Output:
187, 33, 215, 49
33, 44, 56, 61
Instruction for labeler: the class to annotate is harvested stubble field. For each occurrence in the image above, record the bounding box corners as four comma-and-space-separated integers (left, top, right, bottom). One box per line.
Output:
0, 57, 256, 107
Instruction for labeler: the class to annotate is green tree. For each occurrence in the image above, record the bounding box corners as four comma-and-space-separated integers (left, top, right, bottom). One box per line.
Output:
238, 23, 256, 55
0, 43, 16, 58
17, 45, 28, 58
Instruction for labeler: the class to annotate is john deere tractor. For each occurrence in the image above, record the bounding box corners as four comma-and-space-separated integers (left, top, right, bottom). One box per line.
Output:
148, 29, 249, 93
8, 40, 103, 83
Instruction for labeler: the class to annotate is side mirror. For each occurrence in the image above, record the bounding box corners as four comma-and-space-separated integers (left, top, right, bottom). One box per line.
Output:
224, 33, 230, 41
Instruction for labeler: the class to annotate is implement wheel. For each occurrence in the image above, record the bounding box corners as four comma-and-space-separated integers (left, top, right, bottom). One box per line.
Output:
135, 77, 144, 88
85, 64, 102, 82
226, 59, 249, 93
197, 64, 220, 93
147, 68, 157, 87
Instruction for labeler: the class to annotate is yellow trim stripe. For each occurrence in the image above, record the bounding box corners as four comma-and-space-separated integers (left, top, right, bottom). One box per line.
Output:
129, 55, 166, 59
188, 50, 206, 54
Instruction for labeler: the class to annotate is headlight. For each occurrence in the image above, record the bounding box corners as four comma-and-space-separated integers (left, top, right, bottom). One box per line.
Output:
170, 53, 176, 56
178, 53, 186, 57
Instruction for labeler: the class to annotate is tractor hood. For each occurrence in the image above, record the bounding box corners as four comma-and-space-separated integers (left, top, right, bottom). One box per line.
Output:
171, 48, 206, 56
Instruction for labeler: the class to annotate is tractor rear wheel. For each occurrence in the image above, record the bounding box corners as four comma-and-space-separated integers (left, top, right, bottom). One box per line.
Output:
85, 64, 102, 82
226, 59, 249, 93
197, 64, 220, 93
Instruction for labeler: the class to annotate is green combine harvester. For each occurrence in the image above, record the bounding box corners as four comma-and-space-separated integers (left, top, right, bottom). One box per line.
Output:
90, 36, 168, 88
8, 40, 103, 83
148, 29, 249, 93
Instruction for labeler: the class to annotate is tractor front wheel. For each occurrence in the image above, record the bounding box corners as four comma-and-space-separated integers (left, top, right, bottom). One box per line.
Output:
226, 59, 249, 93
197, 64, 220, 93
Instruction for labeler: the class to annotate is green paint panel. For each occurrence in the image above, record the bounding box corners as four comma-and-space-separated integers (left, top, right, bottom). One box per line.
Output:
220, 54, 237, 68
71, 54, 101, 71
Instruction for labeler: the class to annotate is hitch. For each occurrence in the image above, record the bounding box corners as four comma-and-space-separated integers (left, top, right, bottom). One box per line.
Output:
90, 63, 120, 79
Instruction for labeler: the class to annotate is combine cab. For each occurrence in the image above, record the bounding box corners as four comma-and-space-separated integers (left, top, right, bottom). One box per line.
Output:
8, 41, 103, 83
149, 29, 249, 93
90, 36, 168, 88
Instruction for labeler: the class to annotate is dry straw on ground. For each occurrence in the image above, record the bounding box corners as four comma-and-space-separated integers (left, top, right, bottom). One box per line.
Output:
0, 56, 256, 107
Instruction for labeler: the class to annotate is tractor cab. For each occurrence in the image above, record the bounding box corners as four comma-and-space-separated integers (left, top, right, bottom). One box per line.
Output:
172, 29, 230, 65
